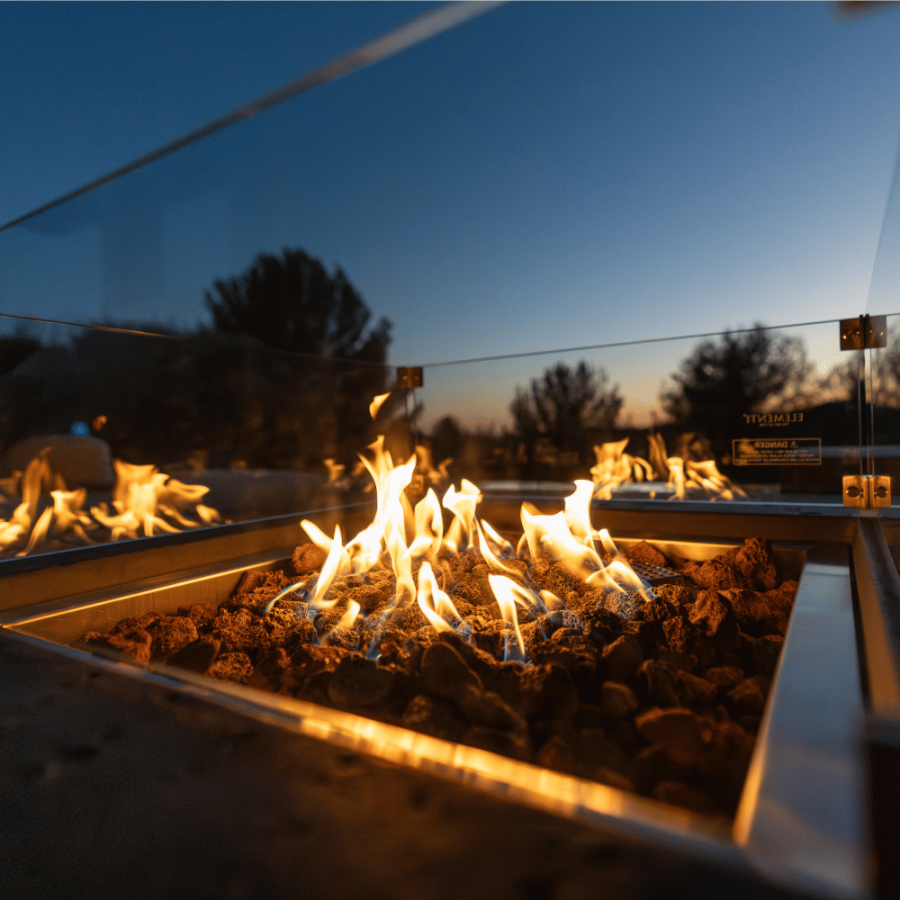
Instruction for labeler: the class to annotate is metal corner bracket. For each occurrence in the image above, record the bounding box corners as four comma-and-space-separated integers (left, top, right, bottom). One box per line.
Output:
395, 366, 423, 389
840, 314, 887, 351
843, 474, 891, 509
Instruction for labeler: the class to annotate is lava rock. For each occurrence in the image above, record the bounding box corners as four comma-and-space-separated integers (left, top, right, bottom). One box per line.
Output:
744, 634, 784, 676
292, 542, 327, 575
327, 656, 395, 708
676, 670, 718, 707
518, 664, 579, 719
602, 634, 643, 681
654, 583, 696, 608
699, 720, 755, 809
688, 591, 740, 652
110, 612, 162, 636
535, 734, 580, 776
82, 628, 153, 662
246, 646, 291, 690
662, 616, 695, 655
462, 725, 531, 761
421, 641, 484, 705
207, 651, 254, 684
601, 681, 639, 720
149, 615, 199, 661
727, 678, 766, 715
701, 665, 745, 695
401, 695, 467, 742
691, 559, 741, 591
735, 537, 777, 591
577, 729, 632, 780
457, 685, 527, 733
167, 634, 221, 674
175, 602, 216, 629
637, 659, 681, 708
635, 707, 704, 768
653, 780, 718, 814
719, 588, 773, 636
626, 541, 667, 568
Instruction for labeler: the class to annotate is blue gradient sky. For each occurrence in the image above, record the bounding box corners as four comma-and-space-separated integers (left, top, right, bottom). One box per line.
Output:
2, 2, 900, 427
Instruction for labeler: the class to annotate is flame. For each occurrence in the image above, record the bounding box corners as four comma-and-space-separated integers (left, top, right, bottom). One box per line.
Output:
520, 503, 604, 583
369, 392, 391, 419
564, 479, 599, 546
590, 434, 746, 501
409, 488, 444, 562
0, 453, 222, 556
0, 462, 41, 550
442, 479, 481, 554
590, 439, 654, 499
487, 575, 530, 662
324, 458, 346, 483
417, 561, 468, 634
302, 521, 351, 611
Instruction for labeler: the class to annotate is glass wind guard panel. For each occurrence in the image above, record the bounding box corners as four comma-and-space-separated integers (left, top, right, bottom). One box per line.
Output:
417, 321, 857, 505
0, 322, 396, 559
5, 2, 900, 546
869, 313, 900, 482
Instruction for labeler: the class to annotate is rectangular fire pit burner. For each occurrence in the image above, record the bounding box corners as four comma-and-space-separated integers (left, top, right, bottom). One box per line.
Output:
0, 508, 867, 900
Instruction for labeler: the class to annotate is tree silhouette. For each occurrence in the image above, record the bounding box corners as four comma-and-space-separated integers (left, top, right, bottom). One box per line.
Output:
511, 361, 622, 473
0, 334, 40, 376
660, 324, 810, 460
205, 247, 394, 469
205, 246, 391, 364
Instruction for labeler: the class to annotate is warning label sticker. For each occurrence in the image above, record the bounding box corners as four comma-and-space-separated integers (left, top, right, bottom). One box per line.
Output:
732, 437, 822, 466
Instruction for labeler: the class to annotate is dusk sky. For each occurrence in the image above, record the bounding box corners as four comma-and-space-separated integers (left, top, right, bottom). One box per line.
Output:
3, 1, 900, 427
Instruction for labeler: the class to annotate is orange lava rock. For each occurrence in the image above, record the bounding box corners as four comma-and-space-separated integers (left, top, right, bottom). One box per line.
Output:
626, 541, 667, 568
602, 634, 643, 681
149, 615, 199, 660
637, 659, 681, 708
176, 601, 216, 629
421, 641, 483, 702
292, 542, 327, 575
636, 707, 704, 768
691, 559, 741, 591
402, 695, 467, 742
744, 634, 784, 676
326, 656, 394, 708
688, 591, 740, 652
735, 537, 777, 591
601, 681, 639, 720
727, 677, 766, 715
82, 628, 153, 662
168, 635, 221, 674
676, 670, 718, 707
207, 650, 254, 684
110, 612, 162, 636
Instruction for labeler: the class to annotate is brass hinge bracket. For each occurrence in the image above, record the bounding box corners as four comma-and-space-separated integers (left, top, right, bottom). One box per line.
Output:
840, 314, 887, 351
395, 366, 423, 390
843, 474, 891, 509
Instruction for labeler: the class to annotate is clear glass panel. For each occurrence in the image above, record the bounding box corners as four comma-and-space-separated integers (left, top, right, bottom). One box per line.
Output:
5, 1, 900, 557
416, 321, 855, 503
867, 148, 900, 490
0, 320, 396, 557
869, 313, 900, 482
